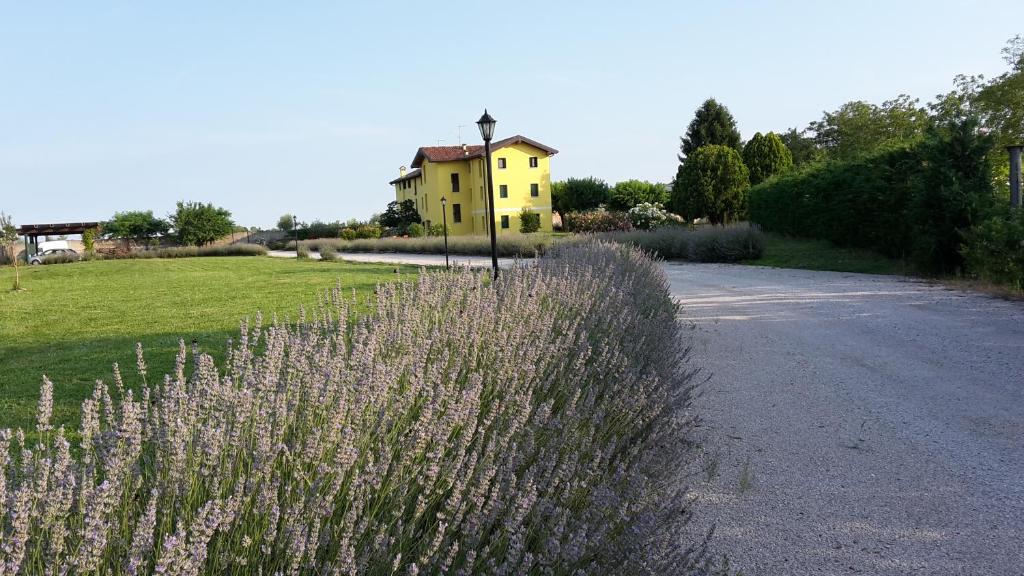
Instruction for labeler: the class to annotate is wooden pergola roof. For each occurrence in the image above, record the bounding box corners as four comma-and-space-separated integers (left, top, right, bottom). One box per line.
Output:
16, 222, 100, 237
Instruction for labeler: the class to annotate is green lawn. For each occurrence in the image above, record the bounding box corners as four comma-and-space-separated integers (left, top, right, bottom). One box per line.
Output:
747, 233, 910, 275
0, 256, 418, 434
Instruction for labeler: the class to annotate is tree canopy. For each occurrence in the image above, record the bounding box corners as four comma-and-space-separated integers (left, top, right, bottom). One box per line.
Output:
378, 200, 421, 229
551, 177, 611, 213
671, 145, 750, 224
808, 95, 929, 161
608, 180, 669, 211
170, 201, 234, 246
277, 214, 296, 232
742, 132, 794, 185
102, 211, 170, 242
679, 99, 742, 161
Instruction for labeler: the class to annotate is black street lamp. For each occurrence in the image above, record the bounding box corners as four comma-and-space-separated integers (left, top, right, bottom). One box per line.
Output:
477, 109, 499, 279
293, 214, 299, 257
440, 196, 450, 269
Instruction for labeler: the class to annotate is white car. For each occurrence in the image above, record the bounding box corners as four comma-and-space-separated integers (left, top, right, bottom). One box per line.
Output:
28, 242, 80, 265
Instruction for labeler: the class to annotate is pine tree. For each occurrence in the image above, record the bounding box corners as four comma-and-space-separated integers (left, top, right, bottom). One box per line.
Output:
679, 99, 742, 162
743, 132, 794, 185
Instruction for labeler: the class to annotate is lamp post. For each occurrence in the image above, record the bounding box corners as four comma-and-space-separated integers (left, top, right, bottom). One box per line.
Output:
440, 196, 450, 269
476, 109, 499, 279
293, 214, 299, 257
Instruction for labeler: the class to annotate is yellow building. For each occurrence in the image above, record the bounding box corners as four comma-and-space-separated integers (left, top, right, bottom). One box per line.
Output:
388, 135, 558, 235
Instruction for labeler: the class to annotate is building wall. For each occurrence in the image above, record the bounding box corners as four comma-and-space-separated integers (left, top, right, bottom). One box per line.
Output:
478, 142, 553, 234
392, 142, 553, 236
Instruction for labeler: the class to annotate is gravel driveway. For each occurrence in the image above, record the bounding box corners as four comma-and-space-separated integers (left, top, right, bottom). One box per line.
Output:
667, 264, 1024, 575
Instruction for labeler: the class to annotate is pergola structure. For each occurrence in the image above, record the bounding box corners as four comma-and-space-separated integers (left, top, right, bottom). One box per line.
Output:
17, 222, 100, 254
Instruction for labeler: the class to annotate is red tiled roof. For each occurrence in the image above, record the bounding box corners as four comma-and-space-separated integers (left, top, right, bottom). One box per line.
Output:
410, 135, 557, 168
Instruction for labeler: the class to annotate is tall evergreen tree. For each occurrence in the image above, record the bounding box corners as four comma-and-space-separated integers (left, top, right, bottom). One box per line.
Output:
678, 98, 742, 162
671, 145, 750, 224
743, 132, 794, 185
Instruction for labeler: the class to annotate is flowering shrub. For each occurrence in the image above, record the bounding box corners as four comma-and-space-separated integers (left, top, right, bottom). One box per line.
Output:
562, 208, 633, 233
0, 242, 712, 574
628, 202, 670, 230
300, 234, 552, 258
600, 224, 765, 261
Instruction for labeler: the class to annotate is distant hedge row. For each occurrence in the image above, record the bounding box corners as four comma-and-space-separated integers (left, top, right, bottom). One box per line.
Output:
748, 120, 995, 274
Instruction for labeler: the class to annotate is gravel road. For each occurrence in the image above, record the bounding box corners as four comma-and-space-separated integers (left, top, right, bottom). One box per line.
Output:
666, 264, 1024, 575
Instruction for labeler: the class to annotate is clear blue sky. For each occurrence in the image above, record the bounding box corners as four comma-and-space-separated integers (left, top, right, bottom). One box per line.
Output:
1, 1, 1020, 227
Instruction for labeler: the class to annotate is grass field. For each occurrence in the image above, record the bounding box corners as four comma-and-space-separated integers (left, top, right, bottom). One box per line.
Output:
0, 256, 418, 434
747, 233, 910, 275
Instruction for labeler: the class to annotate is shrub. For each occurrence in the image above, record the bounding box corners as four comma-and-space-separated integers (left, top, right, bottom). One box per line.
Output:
354, 224, 382, 239
300, 234, 551, 258
609, 180, 670, 210
82, 227, 100, 252
0, 242, 712, 574
340, 227, 357, 241
563, 209, 633, 233
749, 117, 995, 274
426, 222, 445, 236
296, 245, 310, 259
628, 202, 669, 230
319, 246, 338, 262
407, 222, 425, 237
600, 224, 764, 261
103, 244, 268, 259
519, 208, 541, 233
962, 208, 1024, 290
672, 144, 750, 224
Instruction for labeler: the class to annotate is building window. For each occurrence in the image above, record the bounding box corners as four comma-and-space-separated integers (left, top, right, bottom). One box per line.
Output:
499, 184, 508, 198
450, 173, 460, 192
530, 183, 539, 197
453, 203, 462, 223
501, 215, 510, 229
529, 156, 538, 168
498, 157, 507, 169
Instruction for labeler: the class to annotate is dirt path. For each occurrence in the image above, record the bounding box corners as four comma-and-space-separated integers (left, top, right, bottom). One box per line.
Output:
666, 264, 1024, 575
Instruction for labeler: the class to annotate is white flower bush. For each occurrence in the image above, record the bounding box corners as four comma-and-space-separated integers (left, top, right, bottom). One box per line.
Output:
628, 202, 670, 230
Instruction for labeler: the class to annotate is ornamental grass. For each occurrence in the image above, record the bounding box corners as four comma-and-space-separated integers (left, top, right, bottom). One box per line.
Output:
0, 241, 714, 575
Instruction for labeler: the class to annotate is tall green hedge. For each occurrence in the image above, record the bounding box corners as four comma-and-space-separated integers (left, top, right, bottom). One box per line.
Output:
748, 119, 995, 274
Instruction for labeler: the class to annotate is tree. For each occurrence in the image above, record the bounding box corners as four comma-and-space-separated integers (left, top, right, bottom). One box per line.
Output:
378, 200, 421, 229
608, 180, 670, 211
0, 212, 21, 290
808, 95, 929, 161
102, 211, 170, 244
909, 116, 996, 273
679, 98, 742, 161
743, 132, 794, 185
778, 128, 823, 167
552, 177, 611, 213
932, 36, 1024, 195
671, 145, 750, 224
170, 201, 234, 246
277, 214, 296, 232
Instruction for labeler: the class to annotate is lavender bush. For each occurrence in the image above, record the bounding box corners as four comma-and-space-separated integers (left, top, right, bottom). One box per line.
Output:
0, 241, 716, 575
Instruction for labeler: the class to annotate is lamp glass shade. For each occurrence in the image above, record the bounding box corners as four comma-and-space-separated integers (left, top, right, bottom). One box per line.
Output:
441, 196, 447, 206
476, 109, 496, 142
